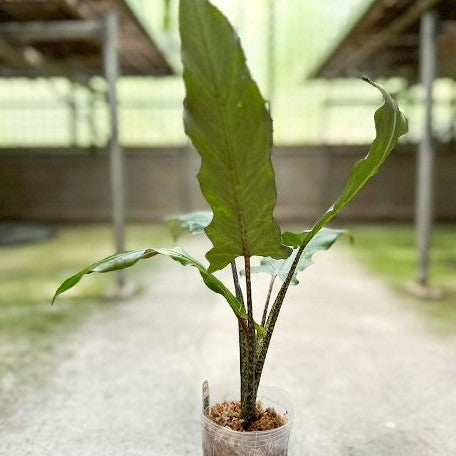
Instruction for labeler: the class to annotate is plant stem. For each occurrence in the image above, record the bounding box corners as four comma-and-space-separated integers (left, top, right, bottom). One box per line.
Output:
244, 257, 254, 332
261, 275, 276, 327
231, 260, 249, 422
254, 242, 308, 391
230, 260, 245, 309
241, 256, 257, 426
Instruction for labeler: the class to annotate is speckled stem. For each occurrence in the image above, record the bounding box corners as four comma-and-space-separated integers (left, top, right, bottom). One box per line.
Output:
261, 275, 277, 327
230, 261, 250, 423
241, 256, 257, 426
254, 242, 307, 392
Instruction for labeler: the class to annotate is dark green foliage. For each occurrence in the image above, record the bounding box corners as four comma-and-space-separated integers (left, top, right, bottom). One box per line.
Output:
180, 0, 290, 272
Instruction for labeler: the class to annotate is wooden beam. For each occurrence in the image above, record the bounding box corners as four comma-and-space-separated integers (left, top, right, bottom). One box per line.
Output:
343, 0, 442, 70
441, 20, 456, 34
0, 35, 31, 68
357, 34, 420, 48
62, 0, 172, 76
0, 20, 103, 42
389, 34, 420, 47
310, 0, 391, 78
0, 33, 88, 84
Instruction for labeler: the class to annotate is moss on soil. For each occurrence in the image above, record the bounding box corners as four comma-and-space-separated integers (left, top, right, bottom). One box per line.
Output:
209, 401, 286, 432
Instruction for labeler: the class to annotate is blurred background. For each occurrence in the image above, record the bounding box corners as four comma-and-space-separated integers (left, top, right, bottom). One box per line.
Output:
0, 0, 455, 448
1, 0, 455, 225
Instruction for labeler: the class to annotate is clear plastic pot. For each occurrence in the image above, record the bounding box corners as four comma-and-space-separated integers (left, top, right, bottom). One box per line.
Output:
202, 385, 294, 456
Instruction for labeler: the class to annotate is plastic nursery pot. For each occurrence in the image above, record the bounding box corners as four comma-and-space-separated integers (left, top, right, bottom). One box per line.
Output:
202, 385, 294, 456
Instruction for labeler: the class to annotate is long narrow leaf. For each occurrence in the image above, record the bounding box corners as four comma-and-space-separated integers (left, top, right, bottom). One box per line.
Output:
52, 249, 156, 304
52, 247, 257, 329
180, 0, 290, 272
282, 79, 407, 247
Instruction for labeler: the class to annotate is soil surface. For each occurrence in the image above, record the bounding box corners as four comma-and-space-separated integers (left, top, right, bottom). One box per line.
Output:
1, 237, 456, 455
209, 401, 285, 431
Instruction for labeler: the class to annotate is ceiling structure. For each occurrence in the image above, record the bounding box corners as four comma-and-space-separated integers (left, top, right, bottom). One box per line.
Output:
0, 0, 174, 292
0, 0, 173, 77
311, 0, 456, 80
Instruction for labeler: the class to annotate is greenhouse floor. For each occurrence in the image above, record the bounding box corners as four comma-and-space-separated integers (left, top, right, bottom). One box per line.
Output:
1, 237, 455, 455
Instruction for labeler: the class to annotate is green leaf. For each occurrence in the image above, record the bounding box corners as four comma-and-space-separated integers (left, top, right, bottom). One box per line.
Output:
52, 247, 262, 332
281, 231, 308, 248
179, 0, 290, 272
282, 228, 353, 248
52, 249, 156, 304
286, 79, 408, 248
166, 211, 213, 240
249, 228, 347, 285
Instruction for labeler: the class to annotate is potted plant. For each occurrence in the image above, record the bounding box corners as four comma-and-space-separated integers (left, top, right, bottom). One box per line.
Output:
53, 0, 407, 454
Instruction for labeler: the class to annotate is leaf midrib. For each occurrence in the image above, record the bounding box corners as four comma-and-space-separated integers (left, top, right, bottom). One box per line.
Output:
194, 3, 249, 256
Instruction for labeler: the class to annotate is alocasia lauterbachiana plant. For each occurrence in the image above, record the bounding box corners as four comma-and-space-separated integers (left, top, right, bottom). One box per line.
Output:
53, 0, 407, 428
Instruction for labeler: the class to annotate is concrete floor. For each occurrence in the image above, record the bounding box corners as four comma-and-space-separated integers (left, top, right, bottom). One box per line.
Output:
1, 238, 456, 455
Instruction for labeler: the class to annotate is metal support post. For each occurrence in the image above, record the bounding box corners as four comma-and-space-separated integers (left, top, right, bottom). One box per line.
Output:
0, 20, 102, 41
88, 87, 98, 152
1, 15, 130, 294
68, 81, 78, 146
267, 0, 276, 112
416, 10, 437, 287
103, 11, 126, 291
